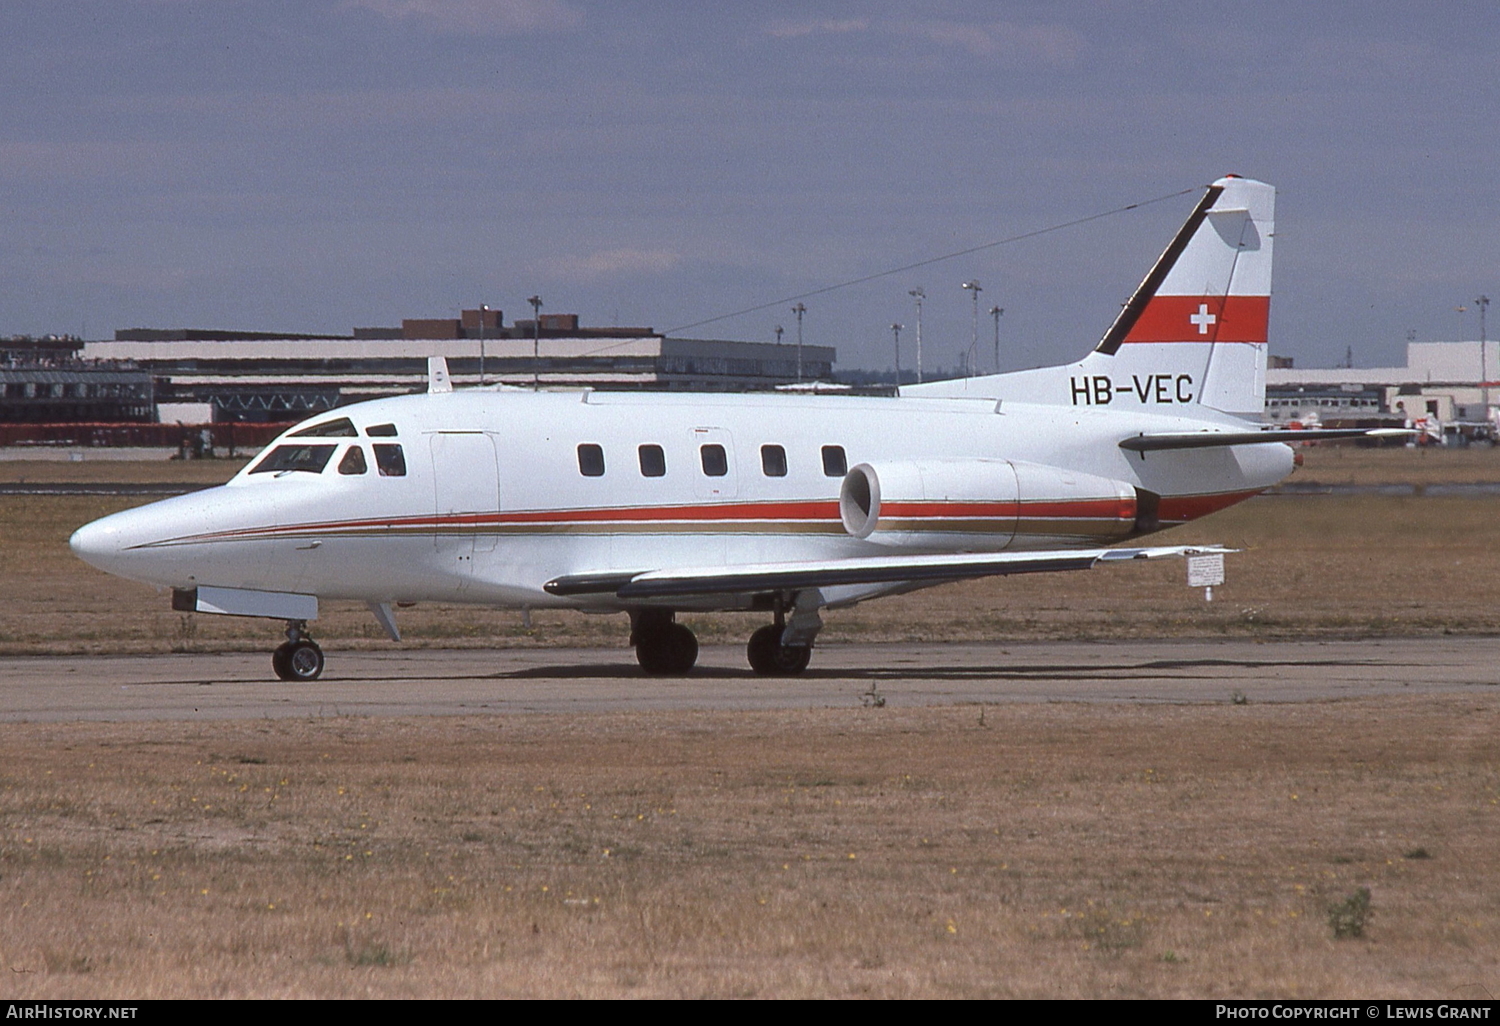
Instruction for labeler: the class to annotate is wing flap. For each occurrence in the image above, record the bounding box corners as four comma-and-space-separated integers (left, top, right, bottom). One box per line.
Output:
545, 545, 1231, 600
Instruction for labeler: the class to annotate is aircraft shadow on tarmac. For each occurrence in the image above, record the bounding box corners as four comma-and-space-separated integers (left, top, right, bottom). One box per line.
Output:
484, 655, 1393, 683
128, 655, 1402, 689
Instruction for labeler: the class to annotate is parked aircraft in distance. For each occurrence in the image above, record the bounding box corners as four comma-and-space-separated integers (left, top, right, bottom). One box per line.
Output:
71, 176, 1392, 681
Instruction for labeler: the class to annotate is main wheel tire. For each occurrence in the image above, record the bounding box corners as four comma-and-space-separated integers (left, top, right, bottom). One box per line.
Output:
271, 642, 293, 681
636, 622, 698, 675
747, 624, 812, 676
281, 639, 325, 681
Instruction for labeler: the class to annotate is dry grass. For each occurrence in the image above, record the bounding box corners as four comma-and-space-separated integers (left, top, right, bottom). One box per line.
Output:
2, 698, 1497, 998
1288, 444, 1500, 486
0, 456, 254, 485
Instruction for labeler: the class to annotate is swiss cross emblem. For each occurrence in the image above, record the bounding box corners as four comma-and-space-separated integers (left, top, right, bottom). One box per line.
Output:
1189, 303, 1217, 335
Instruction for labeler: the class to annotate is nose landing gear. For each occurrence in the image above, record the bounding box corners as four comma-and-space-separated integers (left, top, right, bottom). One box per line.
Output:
272, 620, 325, 681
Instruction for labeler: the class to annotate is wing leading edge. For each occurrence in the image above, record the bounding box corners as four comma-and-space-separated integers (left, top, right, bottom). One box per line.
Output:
544, 544, 1232, 600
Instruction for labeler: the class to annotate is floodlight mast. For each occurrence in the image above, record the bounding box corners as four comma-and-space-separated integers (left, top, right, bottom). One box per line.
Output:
891, 323, 903, 388
528, 295, 543, 391
1479, 295, 1491, 422
961, 280, 982, 376
479, 304, 488, 385
989, 304, 1003, 374
908, 287, 925, 383
791, 302, 806, 383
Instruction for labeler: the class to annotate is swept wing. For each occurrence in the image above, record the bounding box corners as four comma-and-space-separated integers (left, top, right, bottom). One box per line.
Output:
545, 544, 1231, 599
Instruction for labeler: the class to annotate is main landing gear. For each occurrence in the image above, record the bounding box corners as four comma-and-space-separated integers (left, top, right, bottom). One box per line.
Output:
271, 620, 325, 682
631, 609, 699, 675
630, 600, 820, 677
746, 623, 811, 676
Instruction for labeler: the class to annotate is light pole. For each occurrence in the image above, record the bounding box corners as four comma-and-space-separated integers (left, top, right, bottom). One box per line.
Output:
792, 302, 806, 383
528, 294, 543, 390
479, 304, 488, 386
962, 280, 982, 376
891, 323, 903, 388
908, 287, 925, 383
1478, 295, 1491, 423
989, 304, 1003, 373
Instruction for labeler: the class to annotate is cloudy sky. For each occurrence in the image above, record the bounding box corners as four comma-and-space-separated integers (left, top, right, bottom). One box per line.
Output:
4, 1, 1497, 372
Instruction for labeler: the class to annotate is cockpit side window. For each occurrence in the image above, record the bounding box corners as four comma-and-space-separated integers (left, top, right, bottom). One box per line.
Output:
289, 417, 358, 438
366, 423, 399, 437
250, 444, 337, 475
338, 445, 368, 475
373, 443, 406, 477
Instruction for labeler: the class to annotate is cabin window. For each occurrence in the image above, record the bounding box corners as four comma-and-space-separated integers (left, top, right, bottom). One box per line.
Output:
366, 423, 399, 437
577, 443, 605, 477
821, 445, 847, 477
760, 444, 787, 477
250, 444, 337, 475
638, 444, 666, 477
338, 445, 368, 475
289, 416, 357, 438
700, 444, 728, 477
373, 443, 406, 477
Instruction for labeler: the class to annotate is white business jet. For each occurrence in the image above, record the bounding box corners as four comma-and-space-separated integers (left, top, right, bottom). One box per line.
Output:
70, 175, 1383, 681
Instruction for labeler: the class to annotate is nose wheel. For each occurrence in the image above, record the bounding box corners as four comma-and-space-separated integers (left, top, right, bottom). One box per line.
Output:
272, 621, 325, 681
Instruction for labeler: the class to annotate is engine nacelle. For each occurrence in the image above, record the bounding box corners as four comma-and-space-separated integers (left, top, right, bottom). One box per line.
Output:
839, 459, 1138, 550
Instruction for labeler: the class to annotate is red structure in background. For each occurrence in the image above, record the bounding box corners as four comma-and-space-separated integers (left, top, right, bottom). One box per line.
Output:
0, 421, 294, 451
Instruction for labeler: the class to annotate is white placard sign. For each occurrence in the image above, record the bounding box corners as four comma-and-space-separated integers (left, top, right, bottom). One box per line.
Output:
1187, 553, 1225, 601
1187, 554, 1225, 587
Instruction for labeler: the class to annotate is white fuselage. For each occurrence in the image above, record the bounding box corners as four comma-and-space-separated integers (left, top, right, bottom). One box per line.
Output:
71, 386, 1292, 613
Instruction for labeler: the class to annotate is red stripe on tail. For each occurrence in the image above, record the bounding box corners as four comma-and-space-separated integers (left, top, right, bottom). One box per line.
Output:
1122, 295, 1268, 344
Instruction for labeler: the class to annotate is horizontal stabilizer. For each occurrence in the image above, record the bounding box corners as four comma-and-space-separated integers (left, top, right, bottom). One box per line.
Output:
545, 545, 1233, 600
1119, 427, 1412, 453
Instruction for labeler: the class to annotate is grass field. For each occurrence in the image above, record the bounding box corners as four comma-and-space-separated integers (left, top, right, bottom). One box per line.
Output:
2, 443, 1497, 998
3, 699, 1497, 999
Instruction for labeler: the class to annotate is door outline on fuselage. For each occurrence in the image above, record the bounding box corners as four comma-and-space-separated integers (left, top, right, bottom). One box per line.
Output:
690, 426, 737, 501
430, 432, 501, 563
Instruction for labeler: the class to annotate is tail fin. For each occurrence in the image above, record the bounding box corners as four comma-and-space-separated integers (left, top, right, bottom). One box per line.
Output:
1095, 175, 1272, 356
905, 175, 1274, 419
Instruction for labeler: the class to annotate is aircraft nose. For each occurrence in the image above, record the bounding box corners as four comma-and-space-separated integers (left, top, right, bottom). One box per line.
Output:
70, 515, 126, 572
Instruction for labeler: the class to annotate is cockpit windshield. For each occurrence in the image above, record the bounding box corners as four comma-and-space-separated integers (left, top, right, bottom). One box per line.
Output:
250, 444, 337, 475
288, 417, 358, 438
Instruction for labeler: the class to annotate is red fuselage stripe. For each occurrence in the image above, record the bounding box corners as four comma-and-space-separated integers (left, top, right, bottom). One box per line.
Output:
155, 490, 1259, 546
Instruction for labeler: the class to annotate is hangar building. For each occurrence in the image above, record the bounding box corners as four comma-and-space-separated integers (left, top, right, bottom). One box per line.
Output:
77, 311, 837, 423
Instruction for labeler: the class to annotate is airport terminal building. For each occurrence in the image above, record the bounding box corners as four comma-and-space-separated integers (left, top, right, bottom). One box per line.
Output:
65, 312, 837, 424
1266, 341, 1500, 442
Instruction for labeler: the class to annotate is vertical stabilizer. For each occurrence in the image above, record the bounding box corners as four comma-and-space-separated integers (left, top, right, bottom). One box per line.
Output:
427, 356, 453, 393
1096, 175, 1273, 357
904, 175, 1274, 420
